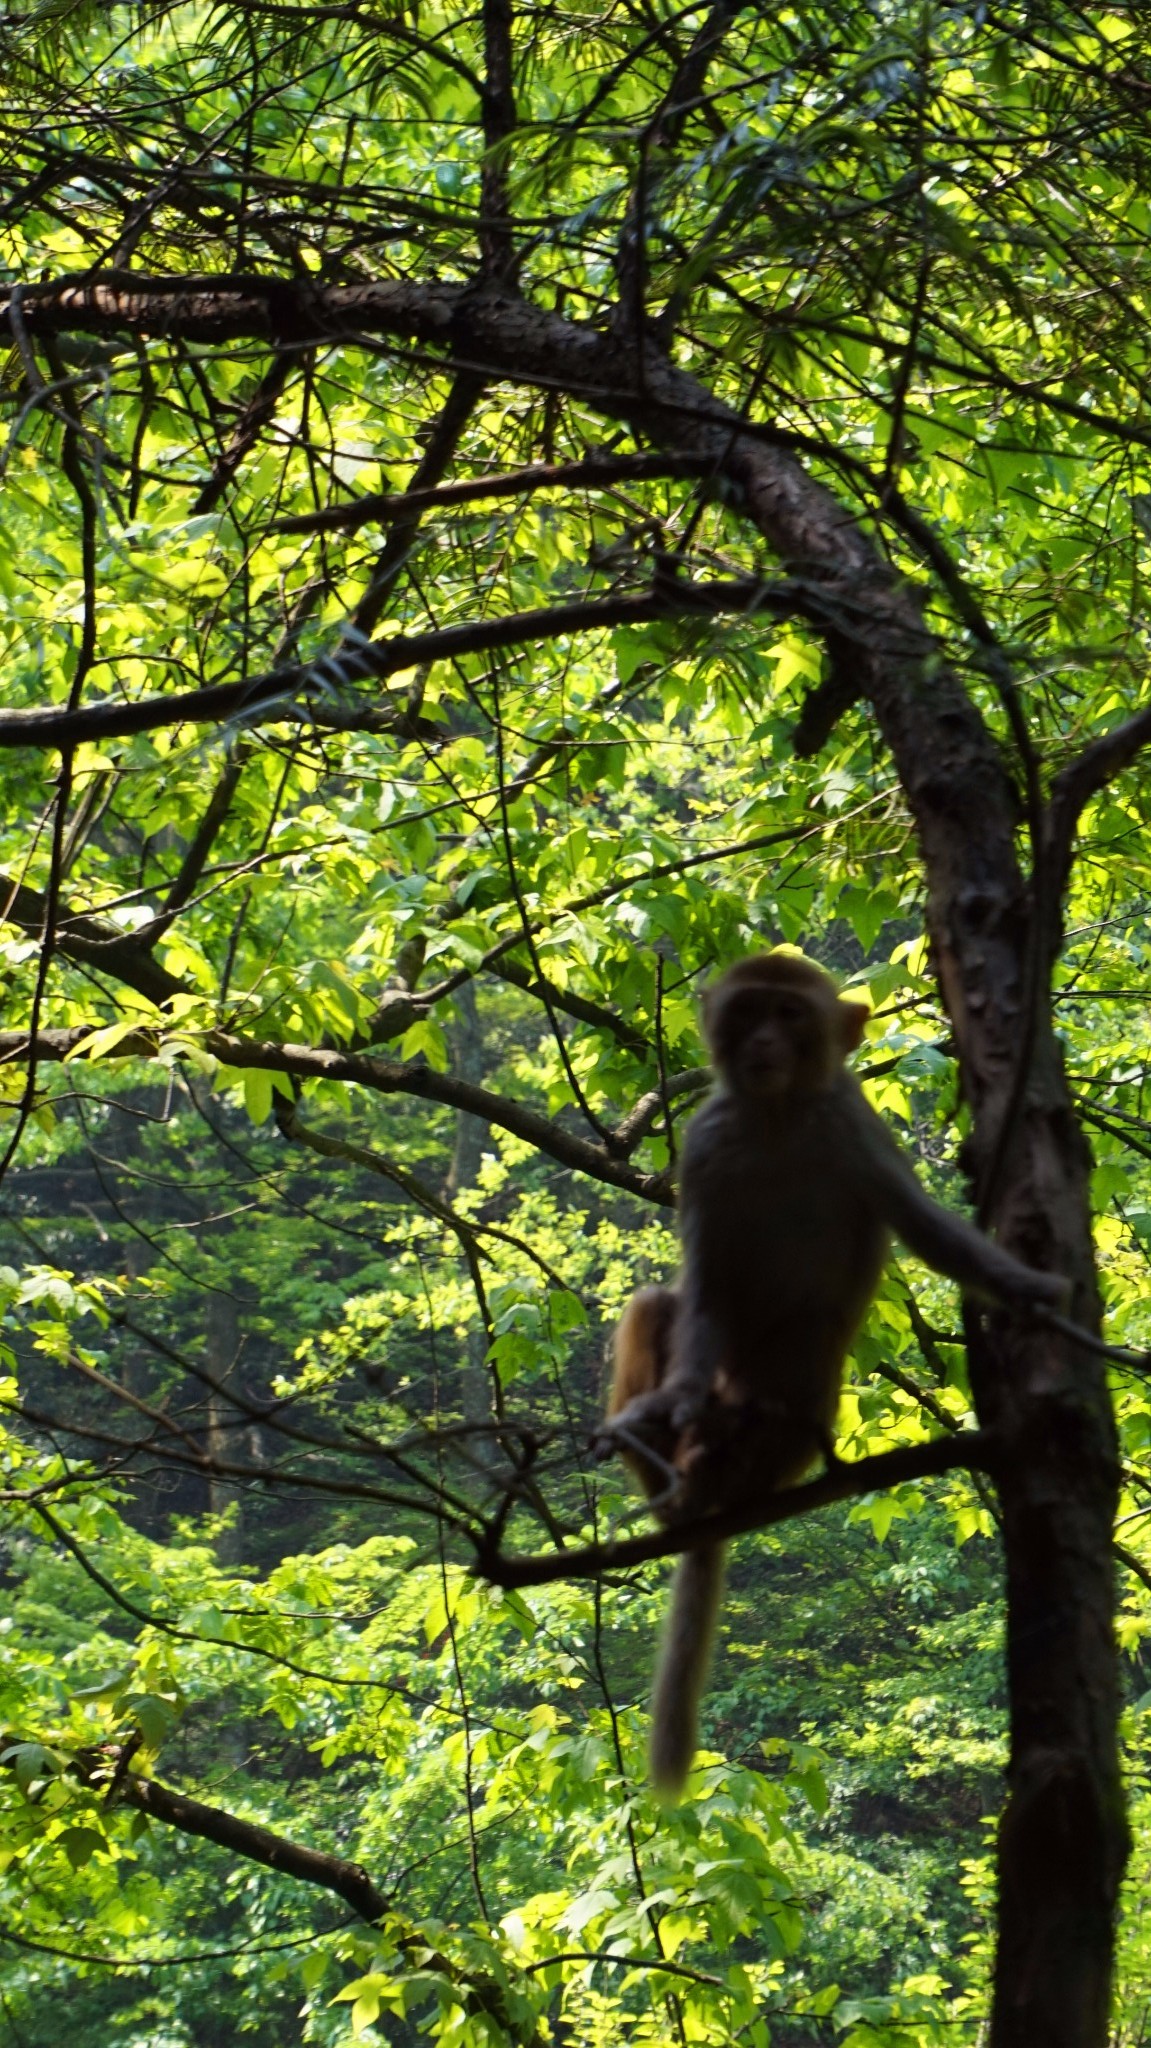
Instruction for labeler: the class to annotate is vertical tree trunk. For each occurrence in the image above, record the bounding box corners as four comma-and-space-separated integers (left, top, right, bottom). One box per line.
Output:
993, 1443, 1126, 2047
120, 1234, 161, 1536
967, 1027, 1128, 2047
205, 1288, 243, 1567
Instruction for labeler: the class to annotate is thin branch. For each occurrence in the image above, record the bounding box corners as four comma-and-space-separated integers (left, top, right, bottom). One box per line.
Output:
1115, 1542, 1151, 1595
869, 1356, 960, 1436
147, 747, 247, 942
491, 657, 613, 1143
490, 957, 650, 1056
191, 352, 292, 515
422, 809, 848, 1006
352, 370, 484, 638
270, 452, 717, 535
615, 0, 744, 336
520, 1949, 724, 1988
0, 1918, 353, 1971
1046, 701, 1151, 904
1032, 1305, 1151, 1373
275, 1097, 493, 1344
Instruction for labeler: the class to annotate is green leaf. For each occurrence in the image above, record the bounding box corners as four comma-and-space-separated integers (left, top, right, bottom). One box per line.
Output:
56, 1824, 107, 1869
243, 1068, 275, 1125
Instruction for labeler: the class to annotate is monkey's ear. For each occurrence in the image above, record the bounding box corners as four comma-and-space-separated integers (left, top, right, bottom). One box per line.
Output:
838, 999, 871, 1052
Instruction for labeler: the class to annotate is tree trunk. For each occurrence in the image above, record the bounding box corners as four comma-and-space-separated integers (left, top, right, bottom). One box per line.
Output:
966, 1023, 1126, 2047
205, 1288, 243, 1567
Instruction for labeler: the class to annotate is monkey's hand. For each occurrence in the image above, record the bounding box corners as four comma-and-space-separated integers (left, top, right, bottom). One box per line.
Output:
596, 1383, 681, 1457
604, 1380, 709, 1444
594, 1385, 689, 1510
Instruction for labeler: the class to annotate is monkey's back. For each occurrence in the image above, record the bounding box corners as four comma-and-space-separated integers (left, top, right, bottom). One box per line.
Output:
678, 1080, 889, 1426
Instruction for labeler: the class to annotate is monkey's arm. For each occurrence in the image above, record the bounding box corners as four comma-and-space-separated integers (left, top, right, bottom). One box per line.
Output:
844, 1085, 1068, 1308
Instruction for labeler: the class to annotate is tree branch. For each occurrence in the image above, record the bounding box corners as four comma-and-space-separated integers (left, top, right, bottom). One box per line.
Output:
108, 1761, 391, 1921
476, 1430, 992, 1589
490, 956, 650, 1055
147, 746, 247, 942
0, 1025, 675, 1205
41, 1747, 543, 2039
1046, 702, 1151, 907
270, 451, 717, 535
0, 872, 183, 1005
0, 268, 1073, 1158
615, 0, 743, 334
0, 575, 800, 752
480, 0, 517, 279
191, 352, 292, 515
352, 370, 484, 638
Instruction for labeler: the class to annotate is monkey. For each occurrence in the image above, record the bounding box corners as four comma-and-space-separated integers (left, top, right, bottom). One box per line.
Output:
602, 950, 1068, 1797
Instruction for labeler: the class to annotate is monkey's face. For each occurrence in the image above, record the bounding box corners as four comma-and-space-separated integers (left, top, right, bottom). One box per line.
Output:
709, 984, 837, 1099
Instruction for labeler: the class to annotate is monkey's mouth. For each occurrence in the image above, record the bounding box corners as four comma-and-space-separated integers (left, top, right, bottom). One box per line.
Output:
742, 1057, 790, 1091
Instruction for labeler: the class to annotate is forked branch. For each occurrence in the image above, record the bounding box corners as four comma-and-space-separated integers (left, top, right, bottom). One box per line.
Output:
1047, 701, 1151, 907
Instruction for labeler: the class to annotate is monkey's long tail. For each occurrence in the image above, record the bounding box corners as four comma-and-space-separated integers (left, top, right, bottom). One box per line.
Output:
649, 1540, 725, 1798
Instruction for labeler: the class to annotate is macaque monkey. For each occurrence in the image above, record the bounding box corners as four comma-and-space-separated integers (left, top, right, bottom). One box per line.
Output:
604, 951, 1067, 1796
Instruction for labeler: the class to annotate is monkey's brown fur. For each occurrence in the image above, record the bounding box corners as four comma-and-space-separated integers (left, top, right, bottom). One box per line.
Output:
606, 952, 1067, 1797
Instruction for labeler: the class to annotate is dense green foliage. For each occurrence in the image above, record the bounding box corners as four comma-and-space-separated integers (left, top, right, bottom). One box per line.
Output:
1, 1, 1151, 2042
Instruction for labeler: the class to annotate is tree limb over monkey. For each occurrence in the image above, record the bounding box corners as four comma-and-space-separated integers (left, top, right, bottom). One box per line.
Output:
600, 953, 1068, 1796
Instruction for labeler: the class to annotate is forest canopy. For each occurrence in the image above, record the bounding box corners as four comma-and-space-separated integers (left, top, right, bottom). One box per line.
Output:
0, 3, 1150, 2045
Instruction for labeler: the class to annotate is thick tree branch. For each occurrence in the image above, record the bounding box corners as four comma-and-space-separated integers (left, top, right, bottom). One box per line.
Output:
110, 1762, 391, 1920
610, 1066, 709, 1154
0, 575, 800, 752
0, 1025, 675, 1205
0, 872, 183, 1005
0, 275, 1020, 1096
476, 1430, 992, 1589
46, 1748, 542, 2039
